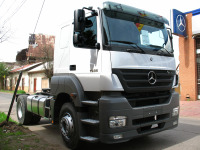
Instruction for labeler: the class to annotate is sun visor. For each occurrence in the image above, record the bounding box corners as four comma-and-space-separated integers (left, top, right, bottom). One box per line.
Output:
103, 1, 169, 25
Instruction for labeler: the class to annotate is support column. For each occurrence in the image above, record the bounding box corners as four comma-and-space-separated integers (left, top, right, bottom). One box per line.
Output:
179, 13, 197, 101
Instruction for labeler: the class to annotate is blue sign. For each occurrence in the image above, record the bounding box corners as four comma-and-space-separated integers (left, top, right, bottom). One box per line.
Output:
171, 9, 187, 37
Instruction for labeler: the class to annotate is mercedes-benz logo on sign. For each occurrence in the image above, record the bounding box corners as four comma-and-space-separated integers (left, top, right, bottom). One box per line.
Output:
176, 15, 186, 32
148, 71, 157, 85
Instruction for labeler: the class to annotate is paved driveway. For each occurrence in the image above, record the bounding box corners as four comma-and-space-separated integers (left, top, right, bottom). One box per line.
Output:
1, 92, 200, 150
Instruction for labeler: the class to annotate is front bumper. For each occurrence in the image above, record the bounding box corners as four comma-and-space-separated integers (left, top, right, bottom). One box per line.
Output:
99, 91, 179, 144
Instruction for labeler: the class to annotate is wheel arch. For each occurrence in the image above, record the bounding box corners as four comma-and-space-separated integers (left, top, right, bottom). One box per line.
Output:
51, 74, 85, 107
50, 74, 85, 123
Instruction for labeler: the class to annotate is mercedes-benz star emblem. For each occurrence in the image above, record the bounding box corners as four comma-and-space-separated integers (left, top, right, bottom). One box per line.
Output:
176, 15, 186, 32
148, 71, 157, 85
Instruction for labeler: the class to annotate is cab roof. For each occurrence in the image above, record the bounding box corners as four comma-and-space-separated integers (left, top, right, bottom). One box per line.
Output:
103, 1, 169, 25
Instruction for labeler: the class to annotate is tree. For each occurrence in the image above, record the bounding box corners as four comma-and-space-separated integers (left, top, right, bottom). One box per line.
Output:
38, 45, 54, 80
0, 62, 11, 89
16, 48, 28, 65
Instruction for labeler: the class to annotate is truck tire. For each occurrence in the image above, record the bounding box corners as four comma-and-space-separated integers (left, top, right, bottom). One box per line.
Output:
16, 95, 32, 125
59, 103, 80, 149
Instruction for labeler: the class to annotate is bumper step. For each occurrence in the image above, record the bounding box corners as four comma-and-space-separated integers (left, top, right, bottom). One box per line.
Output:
80, 136, 99, 143
81, 119, 99, 125
82, 100, 98, 106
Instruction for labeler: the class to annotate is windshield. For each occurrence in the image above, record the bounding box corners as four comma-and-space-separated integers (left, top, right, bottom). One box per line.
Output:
102, 10, 173, 56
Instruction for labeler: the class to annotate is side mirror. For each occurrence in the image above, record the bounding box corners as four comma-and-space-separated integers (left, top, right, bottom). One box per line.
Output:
74, 33, 85, 45
74, 9, 85, 32
85, 18, 93, 28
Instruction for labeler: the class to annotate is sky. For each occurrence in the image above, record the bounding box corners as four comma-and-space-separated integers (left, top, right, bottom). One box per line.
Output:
0, 0, 199, 64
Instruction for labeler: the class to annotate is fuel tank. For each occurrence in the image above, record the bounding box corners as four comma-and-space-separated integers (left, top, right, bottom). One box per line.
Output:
27, 95, 52, 117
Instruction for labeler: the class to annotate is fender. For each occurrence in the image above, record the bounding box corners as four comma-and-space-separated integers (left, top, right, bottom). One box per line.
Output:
51, 74, 85, 107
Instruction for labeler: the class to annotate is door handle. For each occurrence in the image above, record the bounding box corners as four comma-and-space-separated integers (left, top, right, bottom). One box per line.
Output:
70, 65, 76, 71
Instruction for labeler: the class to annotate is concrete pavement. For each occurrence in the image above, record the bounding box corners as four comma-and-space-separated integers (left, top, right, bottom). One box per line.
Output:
180, 100, 200, 119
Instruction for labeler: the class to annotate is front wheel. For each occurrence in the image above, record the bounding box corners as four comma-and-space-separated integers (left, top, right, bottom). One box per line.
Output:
59, 103, 80, 149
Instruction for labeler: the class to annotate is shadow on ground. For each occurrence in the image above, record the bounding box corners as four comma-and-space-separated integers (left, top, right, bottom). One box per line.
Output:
27, 118, 200, 150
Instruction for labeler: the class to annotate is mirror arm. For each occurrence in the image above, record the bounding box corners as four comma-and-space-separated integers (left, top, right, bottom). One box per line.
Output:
167, 28, 174, 53
82, 7, 98, 16
167, 28, 173, 39
95, 43, 100, 50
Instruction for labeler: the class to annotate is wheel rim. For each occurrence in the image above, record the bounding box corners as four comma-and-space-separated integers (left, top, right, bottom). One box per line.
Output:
17, 101, 23, 119
60, 113, 74, 140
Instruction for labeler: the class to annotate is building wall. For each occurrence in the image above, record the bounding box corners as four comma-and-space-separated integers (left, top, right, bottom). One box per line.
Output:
29, 72, 47, 93
6, 72, 29, 93
27, 34, 55, 59
179, 13, 197, 101
6, 71, 49, 93
6, 78, 10, 90
21, 72, 29, 92
41, 78, 49, 89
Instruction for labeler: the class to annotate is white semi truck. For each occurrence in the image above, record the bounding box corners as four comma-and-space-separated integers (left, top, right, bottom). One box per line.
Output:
16, 1, 179, 149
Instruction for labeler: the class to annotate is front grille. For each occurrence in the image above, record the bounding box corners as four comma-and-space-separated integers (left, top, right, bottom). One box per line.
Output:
112, 69, 175, 93
133, 113, 169, 134
132, 113, 170, 125
123, 91, 171, 107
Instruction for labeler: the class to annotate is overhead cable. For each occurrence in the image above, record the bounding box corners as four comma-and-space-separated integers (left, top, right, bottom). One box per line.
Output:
33, 0, 46, 34
0, 0, 6, 8
3, 0, 27, 26
0, 0, 17, 21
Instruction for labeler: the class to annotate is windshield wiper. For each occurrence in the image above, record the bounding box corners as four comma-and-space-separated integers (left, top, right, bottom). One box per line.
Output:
110, 40, 145, 54
149, 44, 171, 55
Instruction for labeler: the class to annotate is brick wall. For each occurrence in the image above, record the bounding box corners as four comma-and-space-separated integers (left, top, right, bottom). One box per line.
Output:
27, 34, 55, 59
179, 13, 197, 101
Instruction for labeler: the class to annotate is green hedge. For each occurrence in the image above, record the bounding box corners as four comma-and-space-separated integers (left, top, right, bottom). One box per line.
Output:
17, 90, 26, 94
0, 90, 26, 94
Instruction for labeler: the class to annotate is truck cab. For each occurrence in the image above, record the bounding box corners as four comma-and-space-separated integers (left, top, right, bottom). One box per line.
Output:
16, 2, 179, 149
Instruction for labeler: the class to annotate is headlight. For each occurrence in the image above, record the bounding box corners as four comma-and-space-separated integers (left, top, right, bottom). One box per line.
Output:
109, 116, 127, 128
172, 107, 179, 116
173, 74, 179, 88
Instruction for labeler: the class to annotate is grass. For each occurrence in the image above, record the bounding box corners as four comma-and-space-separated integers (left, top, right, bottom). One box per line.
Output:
0, 112, 18, 124
0, 128, 24, 136
0, 112, 56, 150
0, 90, 13, 94
0, 112, 23, 145
0, 111, 24, 150
0, 90, 26, 94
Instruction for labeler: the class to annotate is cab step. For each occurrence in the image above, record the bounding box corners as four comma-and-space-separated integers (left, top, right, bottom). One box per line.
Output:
81, 119, 99, 125
80, 136, 99, 143
82, 100, 98, 106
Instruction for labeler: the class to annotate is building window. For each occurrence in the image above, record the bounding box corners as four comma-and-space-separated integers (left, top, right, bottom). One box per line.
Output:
196, 38, 200, 49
